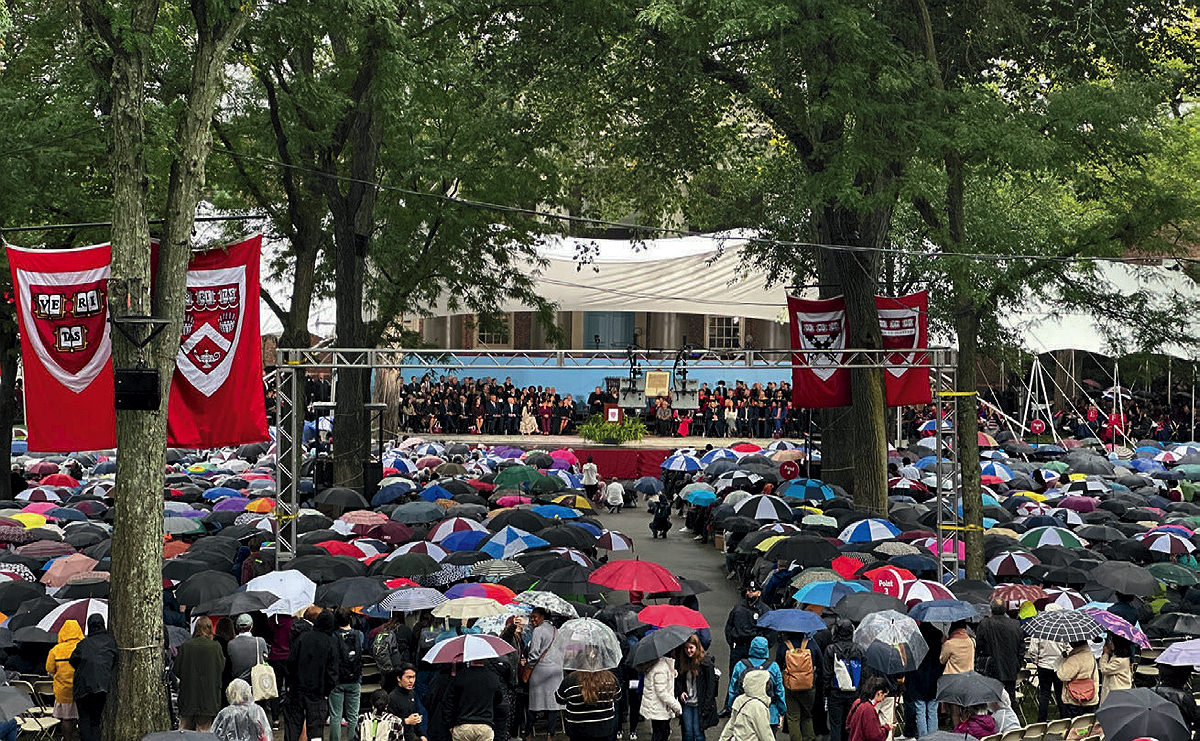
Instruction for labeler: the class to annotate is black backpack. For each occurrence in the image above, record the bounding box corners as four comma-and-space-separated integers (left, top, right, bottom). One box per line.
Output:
337, 628, 364, 681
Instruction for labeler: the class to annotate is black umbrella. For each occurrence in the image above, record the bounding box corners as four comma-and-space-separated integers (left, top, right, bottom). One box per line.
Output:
442, 550, 491, 566
1093, 562, 1157, 597
485, 509, 549, 533
175, 570, 240, 606
193, 590, 279, 616
1096, 687, 1189, 741
498, 573, 541, 592
314, 486, 369, 516
143, 732, 220, 740
935, 671, 1006, 707
58, 577, 111, 599
283, 554, 365, 583
595, 603, 647, 634
539, 563, 605, 596
649, 577, 712, 599
1146, 612, 1200, 638
538, 525, 595, 550
161, 558, 217, 583
1043, 566, 1089, 588
315, 577, 390, 608
379, 554, 439, 578
764, 535, 840, 567
834, 592, 907, 622
628, 624, 694, 666
0, 581, 46, 614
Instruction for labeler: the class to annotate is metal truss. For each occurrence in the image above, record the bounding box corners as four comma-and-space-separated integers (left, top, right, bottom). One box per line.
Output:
273, 345, 965, 575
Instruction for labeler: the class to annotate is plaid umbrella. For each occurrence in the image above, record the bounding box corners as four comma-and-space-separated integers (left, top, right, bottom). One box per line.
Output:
1022, 609, 1104, 642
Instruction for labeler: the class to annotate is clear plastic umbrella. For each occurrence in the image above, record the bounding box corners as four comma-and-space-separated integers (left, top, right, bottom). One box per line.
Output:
548, 617, 623, 671
853, 609, 928, 673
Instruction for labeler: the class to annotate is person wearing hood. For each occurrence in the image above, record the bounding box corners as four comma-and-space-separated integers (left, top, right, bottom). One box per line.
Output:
175, 616, 228, 731
725, 582, 771, 674
639, 655, 682, 741
824, 619, 865, 741
284, 609, 341, 741
70, 614, 117, 741
950, 705, 996, 740
717, 669, 774, 741
211, 678, 272, 741
46, 618, 84, 739
725, 637, 785, 729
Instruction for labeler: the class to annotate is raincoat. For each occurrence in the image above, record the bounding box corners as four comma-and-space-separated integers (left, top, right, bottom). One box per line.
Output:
717, 670, 774, 741
46, 619, 84, 704
726, 637, 786, 724
211, 699, 271, 741
639, 656, 682, 721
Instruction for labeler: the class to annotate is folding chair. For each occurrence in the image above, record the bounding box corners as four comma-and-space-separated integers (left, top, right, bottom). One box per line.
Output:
1022, 721, 1048, 741
11, 680, 58, 741
1045, 718, 1071, 740
978, 734, 1002, 741
1068, 714, 1096, 738
1000, 729, 1024, 741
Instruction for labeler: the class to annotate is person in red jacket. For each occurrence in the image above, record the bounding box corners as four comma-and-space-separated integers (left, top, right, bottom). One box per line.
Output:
846, 677, 892, 741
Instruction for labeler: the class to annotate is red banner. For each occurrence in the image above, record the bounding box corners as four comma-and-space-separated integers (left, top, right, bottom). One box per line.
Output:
787, 295, 851, 408
167, 235, 269, 447
876, 290, 931, 406
8, 244, 117, 451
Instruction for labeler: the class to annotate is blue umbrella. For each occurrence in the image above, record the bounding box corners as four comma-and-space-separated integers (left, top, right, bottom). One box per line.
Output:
1131, 459, 1166, 473
372, 481, 413, 507
777, 478, 836, 501
202, 486, 242, 501
481, 526, 550, 559
700, 449, 740, 464
757, 609, 826, 634
793, 580, 868, 607
531, 504, 580, 519
684, 490, 718, 506
565, 520, 603, 537
635, 477, 664, 495
839, 518, 901, 543
440, 530, 489, 552
418, 484, 453, 502
915, 456, 951, 470
45, 507, 86, 522
908, 599, 981, 624
11, 441, 27, 455
662, 454, 702, 472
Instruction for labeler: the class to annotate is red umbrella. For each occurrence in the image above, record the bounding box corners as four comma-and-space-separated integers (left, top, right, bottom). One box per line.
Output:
830, 555, 863, 579
588, 560, 680, 593
638, 604, 709, 630
40, 473, 78, 487
731, 443, 762, 453
314, 541, 367, 558
384, 577, 420, 589
865, 566, 916, 597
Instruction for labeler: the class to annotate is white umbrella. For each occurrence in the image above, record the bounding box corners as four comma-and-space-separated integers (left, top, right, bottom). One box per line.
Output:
431, 596, 507, 620
547, 617, 623, 671
244, 570, 317, 616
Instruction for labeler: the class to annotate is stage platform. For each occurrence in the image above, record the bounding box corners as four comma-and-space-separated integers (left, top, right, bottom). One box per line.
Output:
412, 433, 807, 480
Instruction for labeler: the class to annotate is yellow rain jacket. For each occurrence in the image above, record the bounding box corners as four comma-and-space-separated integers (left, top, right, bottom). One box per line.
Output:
46, 619, 84, 704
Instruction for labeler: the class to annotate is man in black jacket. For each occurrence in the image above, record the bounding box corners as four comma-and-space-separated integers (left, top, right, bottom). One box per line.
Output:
975, 600, 1025, 704
824, 619, 866, 741
69, 614, 117, 741
442, 661, 508, 741
724, 581, 771, 674
388, 664, 428, 741
284, 610, 340, 741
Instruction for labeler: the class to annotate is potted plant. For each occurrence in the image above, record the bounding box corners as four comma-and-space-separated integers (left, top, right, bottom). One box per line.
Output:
577, 414, 647, 445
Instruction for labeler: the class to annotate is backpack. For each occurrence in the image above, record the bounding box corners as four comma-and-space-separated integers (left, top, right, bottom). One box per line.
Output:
782, 639, 815, 691
831, 648, 861, 692
338, 628, 364, 680
736, 660, 778, 705
372, 630, 399, 673
653, 500, 672, 519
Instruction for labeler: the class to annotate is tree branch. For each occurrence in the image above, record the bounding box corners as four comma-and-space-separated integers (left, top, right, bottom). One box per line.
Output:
260, 286, 288, 323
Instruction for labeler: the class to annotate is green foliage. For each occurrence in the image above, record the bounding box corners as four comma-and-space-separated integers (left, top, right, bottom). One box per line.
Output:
577, 414, 647, 445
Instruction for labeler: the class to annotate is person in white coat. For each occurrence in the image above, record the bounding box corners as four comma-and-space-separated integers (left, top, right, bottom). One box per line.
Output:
526, 608, 565, 735
718, 670, 774, 741
605, 482, 625, 513
639, 656, 682, 741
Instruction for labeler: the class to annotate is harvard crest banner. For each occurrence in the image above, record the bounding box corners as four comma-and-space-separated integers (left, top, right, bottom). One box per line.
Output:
8, 244, 117, 451
167, 234, 268, 447
875, 290, 931, 406
787, 294, 852, 408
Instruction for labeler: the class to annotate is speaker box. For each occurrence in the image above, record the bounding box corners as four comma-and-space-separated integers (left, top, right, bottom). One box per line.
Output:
114, 368, 160, 410
362, 461, 383, 499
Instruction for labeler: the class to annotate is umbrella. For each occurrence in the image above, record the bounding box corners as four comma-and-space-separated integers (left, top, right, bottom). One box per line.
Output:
376, 587, 447, 613
1022, 609, 1104, 642
662, 454, 702, 472
1155, 638, 1200, 667
481, 526, 549, 559
315, 577, 391, 608
588, 560, 680, 593
793, 580, 868, 608
423, 634, 516, 663
1096, 688, 1189, 741
513, 590, 579, 618
854, 610, 927, 673
596, 531, 634, 552
547, 617, 623, 671
1083, 608, 1151, 649
142, 733, 219, 741
835, 592, 907, 622
733, 495, 792, 522
637, 605, 708, 630
756, 609, 826, 634
431, 597, 506, 620
0, 685, 33, 722
628, 624, 695, 666
1093, 562, 1157, 597
908, 600, 981, 624
242, 571, 317, 616
471, 559, 525, 581
1019, 526, 1086, 549
764, 536, 840, 566
935, 671, 1006, 707
192, 590, 278, 616
35, 598, 108, 633
986, 551, 1039, 578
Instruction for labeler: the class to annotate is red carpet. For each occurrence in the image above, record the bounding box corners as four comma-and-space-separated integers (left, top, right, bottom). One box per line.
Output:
577, 447, 669, 480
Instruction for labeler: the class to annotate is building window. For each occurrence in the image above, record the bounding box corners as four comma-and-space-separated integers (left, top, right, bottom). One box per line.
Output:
707, 315, 741, 349
475, 314, 512, 347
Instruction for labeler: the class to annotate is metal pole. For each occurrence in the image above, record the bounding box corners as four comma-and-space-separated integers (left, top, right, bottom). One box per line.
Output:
934, 366, 947, 580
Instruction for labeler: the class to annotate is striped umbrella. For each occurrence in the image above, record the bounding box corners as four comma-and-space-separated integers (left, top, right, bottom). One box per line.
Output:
423, 633, 516, 664
993, 584, 1046, 608
987, 551, 1040, 577
1141, 531, 1195, 555
1038, 587, 1088, 610
733, 495, 793, 522
36, 598, 107, 634
700, 448, 741, 464
839, 518, 901, 543
597, 531, 634, 551
377, 587, 446, 613
481, 526, 549, 559
471, 559, 525, 580
778, 479, 836, 501
901, 579, 954, 607
662, 454, 703, 472
1019, 526, 1086, 549
390, 541, 450, 562
979, 461, 1014, 482
427, 517, 488, 543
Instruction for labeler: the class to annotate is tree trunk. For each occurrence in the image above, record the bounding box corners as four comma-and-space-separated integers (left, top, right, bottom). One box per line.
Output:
954, 307, 985, 580
0, 312, 18, 501
280, 233, 319, 347
814, 206, 891, 514
86, 2, 251, 738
